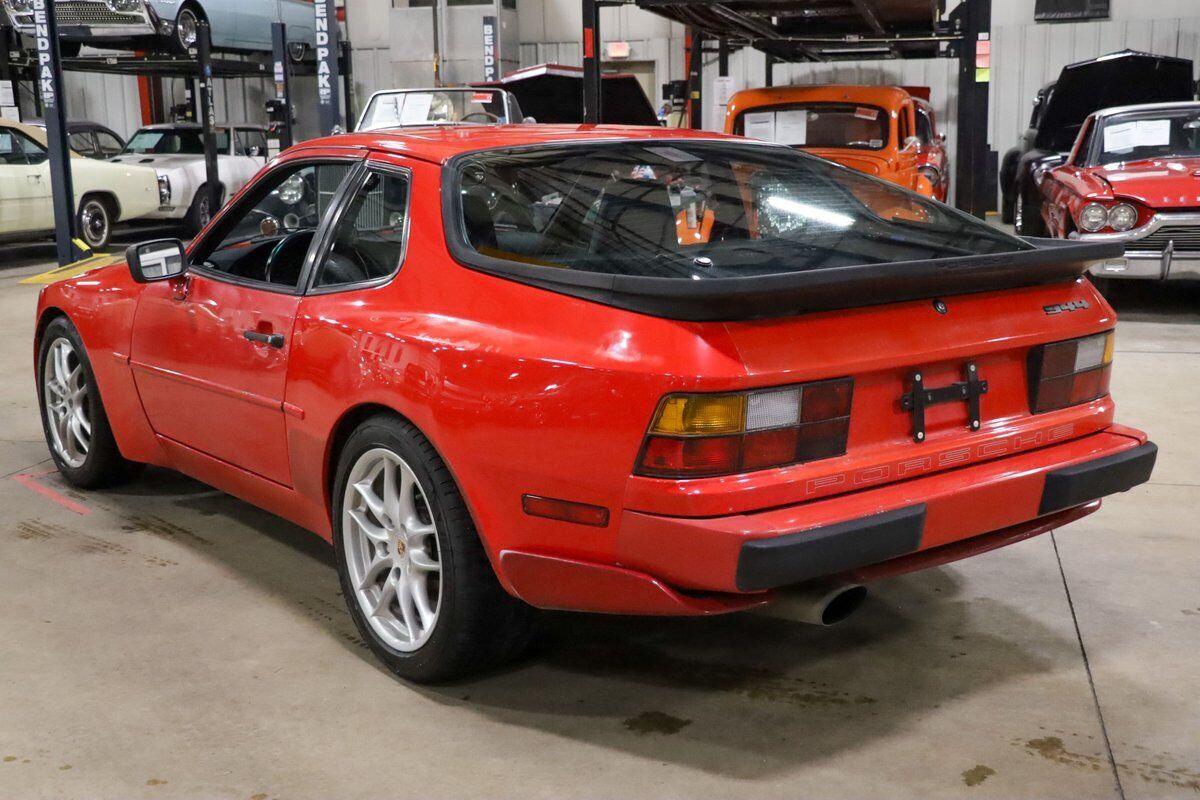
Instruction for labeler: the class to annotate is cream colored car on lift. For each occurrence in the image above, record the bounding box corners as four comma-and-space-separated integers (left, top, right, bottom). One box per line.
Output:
0, 119, 161, 249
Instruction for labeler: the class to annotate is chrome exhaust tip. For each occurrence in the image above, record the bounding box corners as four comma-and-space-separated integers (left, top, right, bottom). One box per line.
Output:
789, 581, 868, 626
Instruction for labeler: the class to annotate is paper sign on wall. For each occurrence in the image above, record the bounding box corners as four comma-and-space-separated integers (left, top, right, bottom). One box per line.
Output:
1104, 119, 1171, 152
743, 111, 775, 142
775, 109, 808, 145
713, 76, 735, 108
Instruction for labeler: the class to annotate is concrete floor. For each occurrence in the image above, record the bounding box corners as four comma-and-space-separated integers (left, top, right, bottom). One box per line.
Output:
0, 244, 1197, 799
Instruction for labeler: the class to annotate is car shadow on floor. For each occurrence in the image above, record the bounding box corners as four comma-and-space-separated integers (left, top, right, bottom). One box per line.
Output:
73, 466, 1084, 780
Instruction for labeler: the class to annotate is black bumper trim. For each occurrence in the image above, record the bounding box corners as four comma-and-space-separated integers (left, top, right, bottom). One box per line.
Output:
1039, 441, 1157, 515
735, 505, 926, 592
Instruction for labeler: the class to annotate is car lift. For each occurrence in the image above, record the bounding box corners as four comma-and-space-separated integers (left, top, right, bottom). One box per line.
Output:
1, 12, 354, 266
580, 0, 996, 218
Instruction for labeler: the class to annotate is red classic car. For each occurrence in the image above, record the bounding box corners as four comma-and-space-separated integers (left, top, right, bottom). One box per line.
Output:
35, 125, 1155, 682
913, 96, 950, 202
1037, 101, 1200, 283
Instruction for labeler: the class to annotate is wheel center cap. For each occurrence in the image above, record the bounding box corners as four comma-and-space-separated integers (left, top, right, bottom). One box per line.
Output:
395, 540, 407, 555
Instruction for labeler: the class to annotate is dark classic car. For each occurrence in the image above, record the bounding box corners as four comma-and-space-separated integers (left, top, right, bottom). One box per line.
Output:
1000, 50, 1195, 235
24, 119, 125, 160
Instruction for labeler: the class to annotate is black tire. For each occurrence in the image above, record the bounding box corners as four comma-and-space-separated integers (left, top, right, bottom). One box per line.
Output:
77, 195, 113, 250
185, 186, 216, 236
332, 414, 535, 682
59, 41, 82, 58
168, 4, 202, 54
1015, 189, 1046, 237
37, 317, 142, 489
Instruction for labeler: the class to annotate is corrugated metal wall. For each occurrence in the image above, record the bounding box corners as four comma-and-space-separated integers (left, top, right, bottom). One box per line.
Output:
990, 16, 1200, 154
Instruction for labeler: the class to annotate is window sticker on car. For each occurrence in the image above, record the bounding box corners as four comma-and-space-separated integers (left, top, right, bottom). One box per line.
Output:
399, 93, 435, 125
743, 111, 776, 142
471, 92, 494, 104
1104, 119, 1171, 152
775, 110, 807, 146
854, 107, 880, 120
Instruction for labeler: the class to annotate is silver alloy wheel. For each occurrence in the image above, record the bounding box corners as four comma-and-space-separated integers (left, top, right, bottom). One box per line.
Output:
177, 9, 198, 48
43, 338, 91, 469
197, 195, 211, 227
79, 200, 108, 248
343, 448, 442, 652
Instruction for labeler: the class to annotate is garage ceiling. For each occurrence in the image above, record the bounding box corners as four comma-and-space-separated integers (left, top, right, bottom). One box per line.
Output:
634, 0, 959, 61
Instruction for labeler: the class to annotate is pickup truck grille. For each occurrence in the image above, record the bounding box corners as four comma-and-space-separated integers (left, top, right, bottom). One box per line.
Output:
1129, 225, 1200, 254
56, 1, 145, 26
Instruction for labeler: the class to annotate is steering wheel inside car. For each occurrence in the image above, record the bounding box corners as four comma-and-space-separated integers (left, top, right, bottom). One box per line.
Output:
264, 230, 316, 286
462, 111, 500, 123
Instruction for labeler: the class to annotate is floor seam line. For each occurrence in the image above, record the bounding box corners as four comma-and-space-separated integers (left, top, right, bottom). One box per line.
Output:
1, 458, 53, 481
1052, 531, 1126, 800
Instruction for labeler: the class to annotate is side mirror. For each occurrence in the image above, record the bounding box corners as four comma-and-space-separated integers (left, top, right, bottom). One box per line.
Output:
903, 135, 921, 150
127, 239, 187, 283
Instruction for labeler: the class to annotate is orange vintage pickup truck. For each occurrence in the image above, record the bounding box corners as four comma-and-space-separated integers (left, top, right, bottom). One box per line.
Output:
726, 84, 937, 198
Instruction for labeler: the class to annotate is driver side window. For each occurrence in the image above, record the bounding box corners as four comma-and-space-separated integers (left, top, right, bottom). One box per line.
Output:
194, 160, 353, 290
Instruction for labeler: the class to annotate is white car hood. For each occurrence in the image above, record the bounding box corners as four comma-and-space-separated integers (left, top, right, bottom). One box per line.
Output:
109, 153, 211, 170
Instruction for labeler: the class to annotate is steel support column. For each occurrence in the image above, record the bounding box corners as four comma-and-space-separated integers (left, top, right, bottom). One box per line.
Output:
270, 23, 294, 149
582, 0, 601, 124
687, 28, 703, 129
954, 0, 992, 217
32, 0, 84, 265
196, 23, 221, 227
341, 40, 355, 130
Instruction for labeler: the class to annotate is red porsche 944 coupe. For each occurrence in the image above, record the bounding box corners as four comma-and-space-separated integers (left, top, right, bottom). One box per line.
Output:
35, 126, 1155, 681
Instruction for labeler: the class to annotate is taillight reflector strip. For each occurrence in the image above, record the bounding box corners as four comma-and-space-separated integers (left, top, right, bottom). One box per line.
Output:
1029, 331, 1114, 414
521, 495, 610, 527
636, 378, 853, 479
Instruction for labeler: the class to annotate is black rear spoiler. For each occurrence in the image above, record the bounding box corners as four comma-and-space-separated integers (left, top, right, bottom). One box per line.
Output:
449, 237, 1124, 322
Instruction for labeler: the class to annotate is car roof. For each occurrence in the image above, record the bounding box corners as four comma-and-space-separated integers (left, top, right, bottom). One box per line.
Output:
729, 84, 913, 109
291, 124, 746, 165
136, 122, 264, 131
1092, 101, 1200, 120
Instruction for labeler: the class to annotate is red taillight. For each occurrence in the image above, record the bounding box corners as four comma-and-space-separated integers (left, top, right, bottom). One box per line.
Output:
1028, 331, 1114, 414
636, 379, 853, 479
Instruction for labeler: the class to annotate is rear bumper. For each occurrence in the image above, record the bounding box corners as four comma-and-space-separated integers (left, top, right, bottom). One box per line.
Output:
737, 440, 1155, 592
497, 428, 1153, 614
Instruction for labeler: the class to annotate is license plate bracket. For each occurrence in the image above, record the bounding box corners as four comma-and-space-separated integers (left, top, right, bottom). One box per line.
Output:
900, 362, 989, 443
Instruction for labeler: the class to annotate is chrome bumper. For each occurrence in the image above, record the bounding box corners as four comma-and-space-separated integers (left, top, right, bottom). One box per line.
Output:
6, 3, 163, 39
1089, 250, 1200, 281
1073, 212, 1200, 282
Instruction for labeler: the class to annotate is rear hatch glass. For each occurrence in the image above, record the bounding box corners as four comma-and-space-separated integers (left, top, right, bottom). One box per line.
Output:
444, 140, 1118, 320
451, 140, 1026, 280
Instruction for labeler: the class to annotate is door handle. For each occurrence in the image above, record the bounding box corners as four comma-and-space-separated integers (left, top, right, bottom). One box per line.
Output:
243, 330, 285, 348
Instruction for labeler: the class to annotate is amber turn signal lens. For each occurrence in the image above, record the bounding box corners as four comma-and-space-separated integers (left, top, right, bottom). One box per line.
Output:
651, 394, 745, 436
